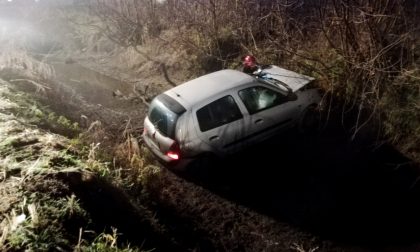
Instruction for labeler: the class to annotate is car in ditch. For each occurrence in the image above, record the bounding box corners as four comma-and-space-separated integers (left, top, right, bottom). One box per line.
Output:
142, 65, 322, 170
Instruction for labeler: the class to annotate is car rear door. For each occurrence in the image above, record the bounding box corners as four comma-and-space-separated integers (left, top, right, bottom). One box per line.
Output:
193, 95, 247, 155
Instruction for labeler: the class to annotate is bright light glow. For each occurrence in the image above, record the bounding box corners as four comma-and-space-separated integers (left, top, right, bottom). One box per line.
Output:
167, 151, 179, 160
0, 17, 43, 50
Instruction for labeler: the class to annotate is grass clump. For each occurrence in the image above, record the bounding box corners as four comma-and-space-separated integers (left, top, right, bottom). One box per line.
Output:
1, 187, 87, 251
381, 68, 420, 161
77, 228, 143, 252
0, 47, 55, 82
1, 90, 80, 138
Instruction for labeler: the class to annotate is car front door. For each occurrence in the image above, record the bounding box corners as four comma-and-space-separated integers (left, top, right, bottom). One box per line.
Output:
236, 84, 299, 144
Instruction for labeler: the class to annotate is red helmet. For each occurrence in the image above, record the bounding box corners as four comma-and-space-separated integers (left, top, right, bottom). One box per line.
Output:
243, 55, 257, 67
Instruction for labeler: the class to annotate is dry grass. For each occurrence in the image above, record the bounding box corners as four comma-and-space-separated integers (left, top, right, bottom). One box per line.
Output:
0, 80, 82, 250
0, 78, 147, 251
0, 47, 55, 81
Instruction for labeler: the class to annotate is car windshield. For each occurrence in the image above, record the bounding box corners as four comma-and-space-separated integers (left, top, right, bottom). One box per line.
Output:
148, 98, 179, 138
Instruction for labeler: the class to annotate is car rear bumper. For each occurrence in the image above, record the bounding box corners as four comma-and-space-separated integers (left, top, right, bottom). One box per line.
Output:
142, 134, 192, 171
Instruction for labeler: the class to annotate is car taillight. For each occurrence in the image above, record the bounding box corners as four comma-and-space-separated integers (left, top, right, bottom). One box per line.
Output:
166, 142, 180, 161
167, 152, 179, 160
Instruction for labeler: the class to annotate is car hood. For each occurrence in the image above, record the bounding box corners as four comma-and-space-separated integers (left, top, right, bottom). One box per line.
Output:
260, 65, 315, 92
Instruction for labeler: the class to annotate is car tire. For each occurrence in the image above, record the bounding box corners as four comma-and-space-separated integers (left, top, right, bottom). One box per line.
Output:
298, 104, 321, 134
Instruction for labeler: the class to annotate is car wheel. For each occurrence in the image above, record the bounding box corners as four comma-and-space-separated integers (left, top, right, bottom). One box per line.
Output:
298, 105, 321, 134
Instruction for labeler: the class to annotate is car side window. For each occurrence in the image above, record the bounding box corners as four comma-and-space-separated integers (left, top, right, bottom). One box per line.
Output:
238, 86, 288, 114
196, 95, 243, 132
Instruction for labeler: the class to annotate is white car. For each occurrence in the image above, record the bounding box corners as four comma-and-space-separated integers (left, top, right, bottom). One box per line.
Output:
142, 65, 321, 170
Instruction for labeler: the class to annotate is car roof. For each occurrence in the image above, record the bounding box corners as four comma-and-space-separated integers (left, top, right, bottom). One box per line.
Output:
164, 69, 255, 108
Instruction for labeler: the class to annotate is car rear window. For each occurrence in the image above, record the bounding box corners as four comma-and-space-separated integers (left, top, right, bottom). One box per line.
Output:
148, 94, 185, 138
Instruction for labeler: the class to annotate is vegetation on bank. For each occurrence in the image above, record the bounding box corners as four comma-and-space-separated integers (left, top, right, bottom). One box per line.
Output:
0, 83, 141, 251
0, 49, 158, 251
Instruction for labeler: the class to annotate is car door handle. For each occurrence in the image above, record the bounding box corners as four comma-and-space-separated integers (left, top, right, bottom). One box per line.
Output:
254, 119, 263, 124
209, 135, 219, 141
